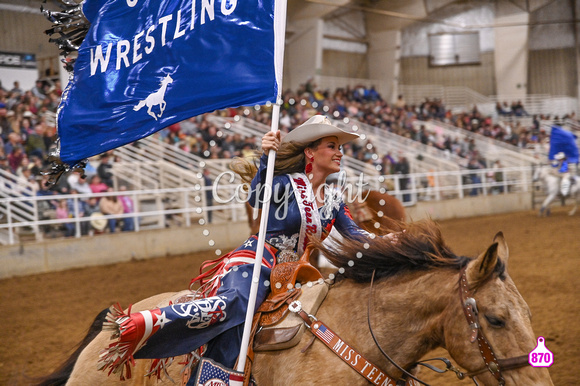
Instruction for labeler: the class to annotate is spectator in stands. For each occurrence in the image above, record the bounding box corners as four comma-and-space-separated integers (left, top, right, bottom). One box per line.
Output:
394, 94, 405, 109
466, 157, 483, 196
99, 187, 124, 233
180, 117, 199, 136
56, 199, 74, 237
501, 101, 512, 116
0, 156, 10, 173
394, 155, 410, 202
4, 132, 22, 157
67, 189, 91, 235
0, 103, 10, 138
97, 154, 114, 187
512, 100, 528, 117
85, 197, 105, 235
492, 160, 505, 193
53, 79, 63, 97
7, 147, 25, 173
31, 80, 46, 100
15, 157, 32, 179
495, 102, 507, 116
10, 81, 23, 96
68, 173, 93, 195
25, 124, 47, 159
118, 185, 135, 232
89, 175, 108, 193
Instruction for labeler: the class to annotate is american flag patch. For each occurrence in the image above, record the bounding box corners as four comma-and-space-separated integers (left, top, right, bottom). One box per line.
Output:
195, 358, 244, 386
315, 324, 334, 344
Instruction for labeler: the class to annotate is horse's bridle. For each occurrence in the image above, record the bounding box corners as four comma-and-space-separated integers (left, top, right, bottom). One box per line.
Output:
456, 267, 529, 385
367, 268, 530, 386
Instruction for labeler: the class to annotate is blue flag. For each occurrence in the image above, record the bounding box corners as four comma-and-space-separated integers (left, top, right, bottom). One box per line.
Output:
57, 0, 285, 166
549, 126, 579, 163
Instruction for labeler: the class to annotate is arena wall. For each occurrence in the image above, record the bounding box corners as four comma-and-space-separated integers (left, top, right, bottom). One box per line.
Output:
0, 221, 249, 279
0, 192, 532, 279
406, 192, 532, 221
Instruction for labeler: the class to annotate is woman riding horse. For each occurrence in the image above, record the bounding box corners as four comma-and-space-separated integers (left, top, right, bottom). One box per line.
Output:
99, 115, 399, 379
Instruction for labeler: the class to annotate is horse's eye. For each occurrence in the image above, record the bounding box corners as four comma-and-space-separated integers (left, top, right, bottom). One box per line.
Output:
484, 315, 506, 328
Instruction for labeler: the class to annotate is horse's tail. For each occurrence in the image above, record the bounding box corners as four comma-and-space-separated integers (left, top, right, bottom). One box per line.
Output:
133, 99, 146, 111
34, 308, 108, 386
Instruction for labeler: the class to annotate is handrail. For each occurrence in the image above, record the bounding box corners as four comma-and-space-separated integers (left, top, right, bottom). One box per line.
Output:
399, 84, 579, 118
0, 166, 537, 245
416, 119, 540, 166
335, 118, 463, 173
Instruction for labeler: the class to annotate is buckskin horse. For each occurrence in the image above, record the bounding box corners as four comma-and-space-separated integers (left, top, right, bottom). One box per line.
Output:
39, 220, 551, 385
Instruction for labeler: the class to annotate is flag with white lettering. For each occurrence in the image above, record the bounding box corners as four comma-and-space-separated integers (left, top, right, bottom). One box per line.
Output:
56, 0, 284, 166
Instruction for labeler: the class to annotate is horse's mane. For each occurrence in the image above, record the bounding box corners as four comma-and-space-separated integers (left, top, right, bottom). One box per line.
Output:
317, 219, 470, 282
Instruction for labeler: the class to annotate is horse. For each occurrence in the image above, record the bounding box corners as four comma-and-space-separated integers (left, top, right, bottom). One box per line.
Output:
532, 165, 578, 216
133, 74, 173, 120
39, 220, 552, 385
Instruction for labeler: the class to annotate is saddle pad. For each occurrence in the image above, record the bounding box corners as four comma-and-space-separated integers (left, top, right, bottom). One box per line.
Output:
254, 280, 329, 352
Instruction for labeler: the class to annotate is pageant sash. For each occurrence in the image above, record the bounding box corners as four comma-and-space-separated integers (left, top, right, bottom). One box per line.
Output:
289, 173, 322, 255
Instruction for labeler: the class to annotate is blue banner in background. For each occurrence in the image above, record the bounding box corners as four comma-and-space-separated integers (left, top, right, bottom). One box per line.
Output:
58, 0, 279, 165
549, 126, 579, 163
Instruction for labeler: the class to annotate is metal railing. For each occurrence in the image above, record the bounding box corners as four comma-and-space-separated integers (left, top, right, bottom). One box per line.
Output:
335, 118, 464, 175
414, 120, 541, 166
0, 166, 536, 245
399, 84, 579, 119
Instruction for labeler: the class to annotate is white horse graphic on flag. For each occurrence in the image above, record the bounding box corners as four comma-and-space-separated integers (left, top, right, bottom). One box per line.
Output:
134, 74, 173, 120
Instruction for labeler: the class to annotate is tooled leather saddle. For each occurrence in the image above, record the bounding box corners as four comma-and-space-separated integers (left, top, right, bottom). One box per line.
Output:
239, 245, 329, 384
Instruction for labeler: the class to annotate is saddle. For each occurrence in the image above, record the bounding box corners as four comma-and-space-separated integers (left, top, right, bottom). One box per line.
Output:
254, 245, 328, 349
239, 246, 329, 385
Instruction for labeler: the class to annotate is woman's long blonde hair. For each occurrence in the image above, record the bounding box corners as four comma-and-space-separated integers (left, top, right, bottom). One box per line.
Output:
230, 139, 322, 185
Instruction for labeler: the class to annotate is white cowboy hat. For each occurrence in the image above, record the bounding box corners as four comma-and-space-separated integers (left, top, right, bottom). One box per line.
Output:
554, 152, 566, 160
90, 212, 107, 231
282, 115, 359, 145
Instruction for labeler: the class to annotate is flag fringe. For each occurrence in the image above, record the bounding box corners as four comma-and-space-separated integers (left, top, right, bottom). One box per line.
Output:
41, 139, 87, 187
40, 1, 91, 185
41, 0, 90, 72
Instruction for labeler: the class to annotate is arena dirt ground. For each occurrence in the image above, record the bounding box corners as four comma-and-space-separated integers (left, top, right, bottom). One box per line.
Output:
0, 208, 578, 385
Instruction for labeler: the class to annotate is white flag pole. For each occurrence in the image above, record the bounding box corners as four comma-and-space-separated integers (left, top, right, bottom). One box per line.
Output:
235, 0, 288, 374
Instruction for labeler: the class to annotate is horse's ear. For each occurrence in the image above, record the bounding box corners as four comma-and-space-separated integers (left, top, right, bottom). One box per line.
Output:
466, 242, 499, 287
492, 231, 509, 267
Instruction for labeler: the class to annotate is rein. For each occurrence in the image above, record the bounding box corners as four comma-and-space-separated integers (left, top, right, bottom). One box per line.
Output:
366, 268, 531, 386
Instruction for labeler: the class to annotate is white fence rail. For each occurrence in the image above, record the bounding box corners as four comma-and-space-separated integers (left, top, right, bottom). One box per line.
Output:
0, 166, 536, 245
399, 84, 579, 119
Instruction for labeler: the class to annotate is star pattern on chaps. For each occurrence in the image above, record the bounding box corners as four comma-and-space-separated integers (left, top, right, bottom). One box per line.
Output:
154, 311, 171, 329
243, 239, 254, 248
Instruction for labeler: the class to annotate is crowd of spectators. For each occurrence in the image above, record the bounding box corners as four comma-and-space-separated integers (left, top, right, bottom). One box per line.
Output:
1, 76, 577, 237
0, 79, 138, 236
